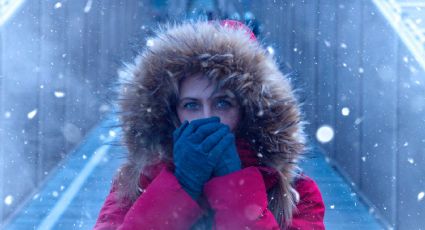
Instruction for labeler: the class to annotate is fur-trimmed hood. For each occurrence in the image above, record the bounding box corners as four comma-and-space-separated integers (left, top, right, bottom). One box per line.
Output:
116, 20, 306, 219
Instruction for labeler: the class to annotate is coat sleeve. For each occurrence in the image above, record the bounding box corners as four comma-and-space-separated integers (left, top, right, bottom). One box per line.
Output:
94, 167, 204, 230
203, 166, 281, 230
288, 176, 325, 230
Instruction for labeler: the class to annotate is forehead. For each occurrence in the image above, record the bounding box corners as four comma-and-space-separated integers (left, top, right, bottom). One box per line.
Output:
179, 75, 224, 98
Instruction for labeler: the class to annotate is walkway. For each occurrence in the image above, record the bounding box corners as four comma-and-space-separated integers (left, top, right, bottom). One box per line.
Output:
4, 115, 384, 229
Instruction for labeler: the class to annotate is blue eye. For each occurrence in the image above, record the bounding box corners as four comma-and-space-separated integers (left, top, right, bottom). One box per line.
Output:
183, 102, 199, 110
181, 99, 233, 111
216, 100, 232, 109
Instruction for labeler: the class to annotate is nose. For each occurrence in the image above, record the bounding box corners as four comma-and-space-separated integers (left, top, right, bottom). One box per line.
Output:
201, 106, 212, 119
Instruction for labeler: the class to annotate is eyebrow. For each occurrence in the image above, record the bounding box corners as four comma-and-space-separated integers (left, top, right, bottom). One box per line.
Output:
179, 94, 231, 101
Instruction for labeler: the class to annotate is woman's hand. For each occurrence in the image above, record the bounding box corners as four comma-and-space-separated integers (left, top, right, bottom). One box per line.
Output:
212, 131, 241, 177
173, 117, 232, 200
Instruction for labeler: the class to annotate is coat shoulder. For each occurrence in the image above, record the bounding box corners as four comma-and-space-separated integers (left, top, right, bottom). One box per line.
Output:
294, 174, 324, 206
291, 174, 326, 229
295, 175, 320, 193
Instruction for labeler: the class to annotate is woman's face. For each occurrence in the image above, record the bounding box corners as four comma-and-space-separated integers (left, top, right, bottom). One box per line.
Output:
176, 74, 241, 132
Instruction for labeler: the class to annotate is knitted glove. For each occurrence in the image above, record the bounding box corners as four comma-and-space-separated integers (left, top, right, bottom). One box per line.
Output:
173, 117, 231, 200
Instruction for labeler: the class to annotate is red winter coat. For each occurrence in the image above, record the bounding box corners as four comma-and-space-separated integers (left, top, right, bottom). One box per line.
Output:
94, 140, 325, 230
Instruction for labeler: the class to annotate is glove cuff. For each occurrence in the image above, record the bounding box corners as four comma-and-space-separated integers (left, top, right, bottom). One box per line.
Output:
174, 170, 202, 200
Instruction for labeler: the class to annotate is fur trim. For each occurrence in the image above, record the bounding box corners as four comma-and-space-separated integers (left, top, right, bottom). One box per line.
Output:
116, 20, 306, 214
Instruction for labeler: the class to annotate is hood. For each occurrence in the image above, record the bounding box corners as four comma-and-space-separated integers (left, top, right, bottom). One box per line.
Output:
117, 20, 306, 200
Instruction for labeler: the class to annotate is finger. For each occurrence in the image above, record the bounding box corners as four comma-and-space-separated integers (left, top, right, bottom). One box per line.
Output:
173, 120, 189, 142
208, 133, 234, 163
181, 116, 220, 138
189, 122, 223, 143
208, 133, 235, 163
202, 126, 233, 157
201, 125, 230, 153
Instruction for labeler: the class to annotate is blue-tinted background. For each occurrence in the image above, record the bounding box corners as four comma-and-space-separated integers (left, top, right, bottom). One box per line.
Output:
1, 0, 424, 229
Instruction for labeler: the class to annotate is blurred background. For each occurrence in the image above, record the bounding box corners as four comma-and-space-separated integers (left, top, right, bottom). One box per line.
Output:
0, 0, 424, 229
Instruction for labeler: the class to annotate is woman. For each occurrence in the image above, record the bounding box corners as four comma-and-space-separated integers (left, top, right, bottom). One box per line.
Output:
95, 20, 325, 229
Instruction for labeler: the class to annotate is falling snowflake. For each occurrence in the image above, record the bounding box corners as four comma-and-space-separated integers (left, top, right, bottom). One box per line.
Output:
52, 191, 59, 197
407, 158, 414, 164
324, 40, 331, 47
418, 192, 424, 201
316, 125, 334, 143
341, 107, 350, 116
409, 66, 417, 73
358, 67, 364, 73
33, 193, 40, 200
82, 154, 87, 160
27, 109, 38, 119
361, 156, 366, 162
54, 91, 65, 98
109, 130, 116, 137
354, 118, 363, 125
84, 0, 92, 13
4, 111, 11, 118
325, 157, 330, 163
146, 39, 154, 47
403, 56, 409, 63
256, 109, 264, 117
54, 2, 62, 9
266, 46, 275, 55
4, 195, 13, 206
330, 204, 335, 209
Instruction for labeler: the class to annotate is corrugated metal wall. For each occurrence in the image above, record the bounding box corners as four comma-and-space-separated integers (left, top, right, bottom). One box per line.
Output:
0, 0, 155, 223
246, 1, 425, 229
1, 0, 424, 229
